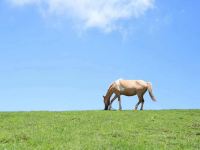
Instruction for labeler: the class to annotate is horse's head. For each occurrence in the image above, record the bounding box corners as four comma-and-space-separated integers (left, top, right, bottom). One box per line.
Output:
103, 95, 110, 110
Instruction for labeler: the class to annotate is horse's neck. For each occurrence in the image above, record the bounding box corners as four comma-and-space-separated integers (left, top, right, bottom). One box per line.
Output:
105, 87, 113, 100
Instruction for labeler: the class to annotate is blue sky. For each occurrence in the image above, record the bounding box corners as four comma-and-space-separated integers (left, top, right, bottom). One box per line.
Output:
0, 0, 200, 111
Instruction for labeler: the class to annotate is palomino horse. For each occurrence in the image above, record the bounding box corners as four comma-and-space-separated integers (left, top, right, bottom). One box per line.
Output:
103, 79, 156, 110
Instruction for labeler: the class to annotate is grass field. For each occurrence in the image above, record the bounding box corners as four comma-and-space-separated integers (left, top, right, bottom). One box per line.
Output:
0, 110, 199, 150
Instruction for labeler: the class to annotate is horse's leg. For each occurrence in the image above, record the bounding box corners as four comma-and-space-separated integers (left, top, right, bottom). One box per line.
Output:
135, 95, 142, 110
118, 95, 122, 110
140, 90, 147, 110
108, 94, 118, 110
140, 96, 145, 110
134, 101, 141, 110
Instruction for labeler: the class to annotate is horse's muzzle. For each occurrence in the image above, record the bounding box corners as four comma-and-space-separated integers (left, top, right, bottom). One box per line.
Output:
104, 105, 108, 110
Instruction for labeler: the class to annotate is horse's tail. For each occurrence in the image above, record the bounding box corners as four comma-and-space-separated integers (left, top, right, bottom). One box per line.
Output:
147, 82, 156, 101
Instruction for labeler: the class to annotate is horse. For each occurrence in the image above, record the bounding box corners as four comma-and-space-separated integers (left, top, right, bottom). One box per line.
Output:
103, 79, 156, 110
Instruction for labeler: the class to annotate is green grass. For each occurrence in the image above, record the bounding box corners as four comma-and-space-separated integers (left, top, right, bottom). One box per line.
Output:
0, 110, 199, 150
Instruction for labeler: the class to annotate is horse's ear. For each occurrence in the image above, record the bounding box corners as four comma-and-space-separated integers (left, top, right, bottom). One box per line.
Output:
103, 95, 105, 98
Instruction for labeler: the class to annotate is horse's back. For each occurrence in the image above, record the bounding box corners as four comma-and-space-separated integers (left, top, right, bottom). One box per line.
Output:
119, 80, 147, 88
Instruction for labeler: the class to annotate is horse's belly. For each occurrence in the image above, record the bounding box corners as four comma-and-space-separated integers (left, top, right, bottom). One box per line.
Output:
121, 89, 137, 96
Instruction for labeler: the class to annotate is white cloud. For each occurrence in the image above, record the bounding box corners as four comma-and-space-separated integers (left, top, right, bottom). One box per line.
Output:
8, 0, 155, 32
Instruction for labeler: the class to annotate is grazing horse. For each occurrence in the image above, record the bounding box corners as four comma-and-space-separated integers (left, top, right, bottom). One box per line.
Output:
103, 79, 156, 110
